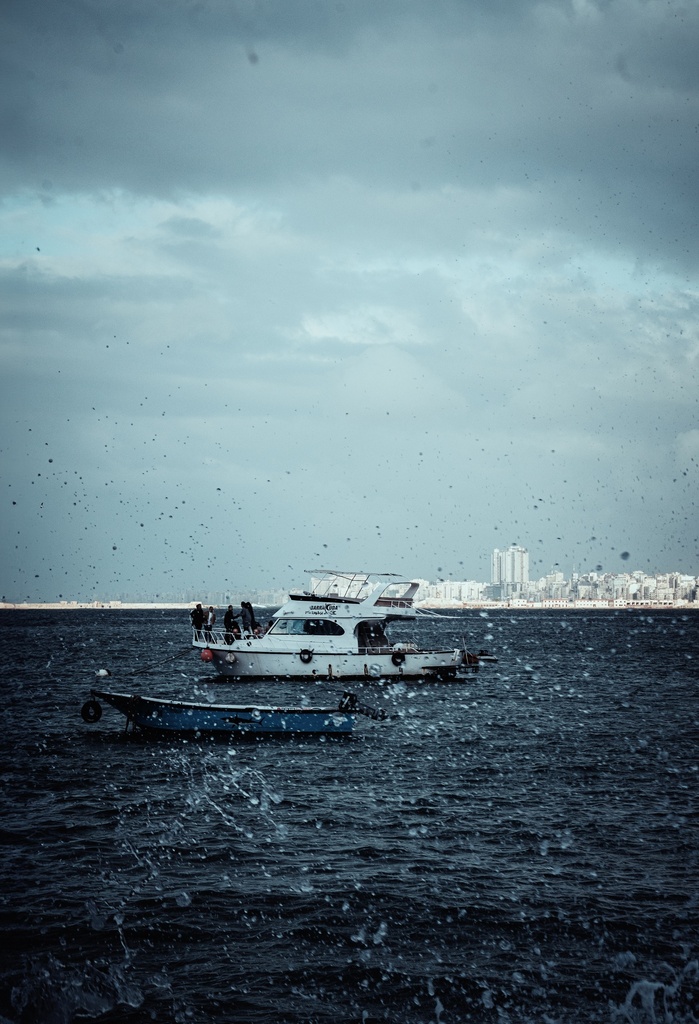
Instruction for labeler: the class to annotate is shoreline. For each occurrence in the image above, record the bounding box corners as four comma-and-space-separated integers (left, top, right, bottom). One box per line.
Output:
1, 601, 697, 612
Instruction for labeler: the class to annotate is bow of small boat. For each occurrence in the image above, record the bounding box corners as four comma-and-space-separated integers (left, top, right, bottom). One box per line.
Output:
80, 689, 139, 722
80, 688, 386, 736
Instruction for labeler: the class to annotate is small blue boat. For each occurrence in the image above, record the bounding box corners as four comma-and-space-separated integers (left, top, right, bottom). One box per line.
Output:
82, 689, 385, 737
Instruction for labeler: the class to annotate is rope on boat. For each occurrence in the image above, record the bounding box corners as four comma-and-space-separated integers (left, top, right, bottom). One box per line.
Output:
414, 607, 460, 619
126, 647, 193, 677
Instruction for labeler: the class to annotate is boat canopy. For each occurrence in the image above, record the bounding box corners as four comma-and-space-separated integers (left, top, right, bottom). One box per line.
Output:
295, 571, 418, 604
281, 571, 419, 622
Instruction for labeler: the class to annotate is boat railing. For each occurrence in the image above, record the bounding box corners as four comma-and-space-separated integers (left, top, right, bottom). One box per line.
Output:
374, 597, 414, 608
357, 643, 422, 656
192, 628, 259, 646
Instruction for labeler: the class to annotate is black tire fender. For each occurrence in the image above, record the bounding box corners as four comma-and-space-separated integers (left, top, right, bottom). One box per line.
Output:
391, 651, 405, 666
299, 649, 313, 664
81, 699, 102, 723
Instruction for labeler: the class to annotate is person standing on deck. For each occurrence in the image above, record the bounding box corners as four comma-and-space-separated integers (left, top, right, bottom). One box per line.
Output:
204, 606, 216, 641
190, 603, 205, 639
248, 602, 259, 632
223, 605, 240, 643
241, 601, 253, 634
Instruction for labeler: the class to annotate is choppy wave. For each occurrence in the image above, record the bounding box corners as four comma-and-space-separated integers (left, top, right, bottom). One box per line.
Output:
0, 608, 697, 1022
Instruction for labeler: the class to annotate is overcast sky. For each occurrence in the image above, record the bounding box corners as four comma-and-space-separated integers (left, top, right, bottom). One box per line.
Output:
2, 0, 698, 602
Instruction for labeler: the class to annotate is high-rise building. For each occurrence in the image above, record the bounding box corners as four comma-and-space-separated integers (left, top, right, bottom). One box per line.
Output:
492, 545, 530, 586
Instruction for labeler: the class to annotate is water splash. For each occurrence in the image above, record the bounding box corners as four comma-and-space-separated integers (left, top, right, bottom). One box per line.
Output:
612, 960, 699, 1023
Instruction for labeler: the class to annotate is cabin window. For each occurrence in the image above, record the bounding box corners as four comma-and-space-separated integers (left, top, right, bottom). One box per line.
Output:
356, 621, 389, 647
270, 618, 345, 636
303, 618, 345, 636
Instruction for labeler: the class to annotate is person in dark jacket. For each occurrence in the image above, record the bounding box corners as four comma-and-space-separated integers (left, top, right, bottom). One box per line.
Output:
241, 601, 256, 633
248, 603, 259, 632
223, 605, 240, 644
190, 603, 205, 638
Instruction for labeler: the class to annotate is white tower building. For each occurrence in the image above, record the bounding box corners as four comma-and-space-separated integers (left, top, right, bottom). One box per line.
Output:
492, 545, 530, 586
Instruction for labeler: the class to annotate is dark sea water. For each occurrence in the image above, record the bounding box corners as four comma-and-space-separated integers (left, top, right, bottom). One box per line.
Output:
0, 608, 697, 1024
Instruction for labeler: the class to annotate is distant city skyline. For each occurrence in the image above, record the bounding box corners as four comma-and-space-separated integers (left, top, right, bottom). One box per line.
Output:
3, 545, 697, 609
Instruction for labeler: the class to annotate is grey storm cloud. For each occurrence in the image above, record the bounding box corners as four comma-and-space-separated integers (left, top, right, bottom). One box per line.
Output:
3, 0, 698, 263
1, 0, 698, 601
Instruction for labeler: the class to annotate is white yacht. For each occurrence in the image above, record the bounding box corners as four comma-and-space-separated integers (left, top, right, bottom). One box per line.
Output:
191, 570, 486, 681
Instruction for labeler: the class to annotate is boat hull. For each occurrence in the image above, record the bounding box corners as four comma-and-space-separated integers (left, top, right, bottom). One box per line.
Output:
87, 690, 354, 735
194, 636, 464, 680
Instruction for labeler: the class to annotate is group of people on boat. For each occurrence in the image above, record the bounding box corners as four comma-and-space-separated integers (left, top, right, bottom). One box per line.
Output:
190, 601, 264, 642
